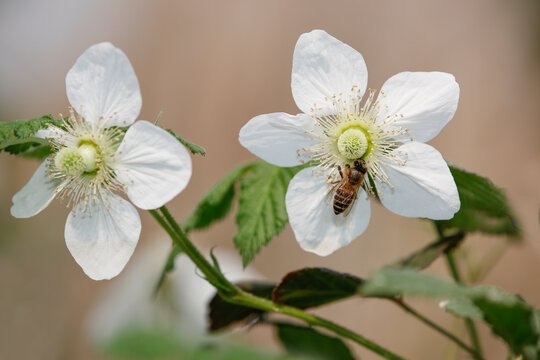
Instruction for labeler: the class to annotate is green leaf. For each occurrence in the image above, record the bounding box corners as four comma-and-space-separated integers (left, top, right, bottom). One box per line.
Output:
436, 165, 521, 238
104, 329, 183, 359
234, 161, 306, 266
361, 268, 467, 299
276, 323, 356, 360
473, 288, 540, 358
0, 115, 63, 159
272, 268, 364, 309
271, 235, 463, 310
191, 343, 299, 360
165, 129, 206, 156
391, 232, 464, 270
183, 162, 256, 232
440, 297, 484, 320
208, 281, 275, 331
361, 268, 540, 359
4, 142, 54, 159
104, 328, 299, 360
268, 235, 464, 311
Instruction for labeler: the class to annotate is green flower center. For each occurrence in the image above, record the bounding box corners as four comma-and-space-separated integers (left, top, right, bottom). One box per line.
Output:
54, 143, 98, 176
337, 127, 369, 160
78, 143, 98, 173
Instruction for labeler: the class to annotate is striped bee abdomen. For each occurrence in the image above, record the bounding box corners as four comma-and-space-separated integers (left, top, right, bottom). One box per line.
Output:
333, 186, 355, 214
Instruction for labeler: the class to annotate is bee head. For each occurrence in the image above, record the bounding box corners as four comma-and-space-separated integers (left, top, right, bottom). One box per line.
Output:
354, 159, 367, 174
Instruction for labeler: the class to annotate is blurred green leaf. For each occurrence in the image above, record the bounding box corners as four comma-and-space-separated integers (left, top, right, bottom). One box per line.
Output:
165, 129, 206, 156
361, 268, 540, 359
104, 328, 298, 360
0, 115, 63, 159
276, 323, 356, 360
183, 162, 255, 232
104, 329, 182, 359
473, 288, 540, 358
437, 165, 521, 238
391, 232, 464, 270
361, 268, 467, 299
272, 267, 364, 309
440, 297, 484, 320
191, 343, 299, 360
234, 161, 306, 266
208, 281, 275, 331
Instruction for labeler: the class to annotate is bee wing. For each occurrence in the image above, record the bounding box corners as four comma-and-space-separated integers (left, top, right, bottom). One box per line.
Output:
325, 182, 339, 207
341, 190, 357, 217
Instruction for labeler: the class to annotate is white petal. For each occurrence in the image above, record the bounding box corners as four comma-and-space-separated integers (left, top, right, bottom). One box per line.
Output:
36, 125, 78, 147
115, 121, 192, 210
65, 193, 141, 280
36, 125, 65, 141
375, 142, 460, 220
285, 167, 371, 256
66, 42, 142, 127
239, 112, 318, 167
292, 30, 368, 115
11, 161, 62, 218
378, 72, 459, 143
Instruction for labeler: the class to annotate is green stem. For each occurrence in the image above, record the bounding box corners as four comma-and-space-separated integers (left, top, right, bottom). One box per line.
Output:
151, 206, 408, 360
393, 300, 482, 360
149, 208, 233, 292
228, 290, 406, 360
435, 223, 484, 359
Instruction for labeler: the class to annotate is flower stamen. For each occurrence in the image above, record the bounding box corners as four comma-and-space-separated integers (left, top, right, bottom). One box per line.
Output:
43, 108, 126, 213
300, 88, 411, 194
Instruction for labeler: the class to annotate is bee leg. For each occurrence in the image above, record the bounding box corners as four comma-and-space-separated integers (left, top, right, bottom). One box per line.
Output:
337, 165, 343, 179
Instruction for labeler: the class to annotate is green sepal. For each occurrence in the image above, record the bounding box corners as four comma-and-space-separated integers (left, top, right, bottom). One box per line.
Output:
165, 129, 206, 156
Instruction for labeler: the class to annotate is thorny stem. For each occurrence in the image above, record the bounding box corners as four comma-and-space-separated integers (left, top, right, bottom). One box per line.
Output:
392, 299, 482, 360
435, 223, 484, 359
151, 206, 408, 360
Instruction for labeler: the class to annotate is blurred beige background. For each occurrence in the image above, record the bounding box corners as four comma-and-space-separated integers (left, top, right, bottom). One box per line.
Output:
1, 1, 539, 359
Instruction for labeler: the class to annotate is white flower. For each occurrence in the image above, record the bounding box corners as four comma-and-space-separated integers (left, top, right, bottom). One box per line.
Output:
239, 30, 460, 256
10, 43, 192, 280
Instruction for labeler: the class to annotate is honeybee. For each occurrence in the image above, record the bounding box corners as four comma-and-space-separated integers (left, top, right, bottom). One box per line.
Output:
332, 159, 367, 215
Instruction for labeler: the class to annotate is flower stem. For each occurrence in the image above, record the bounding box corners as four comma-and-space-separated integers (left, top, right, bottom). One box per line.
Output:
435, 223, 484, 359
151, 206, 408, 360
227, 290, 406, 360
149, 208, 234, 292
392, 299, 482, 360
